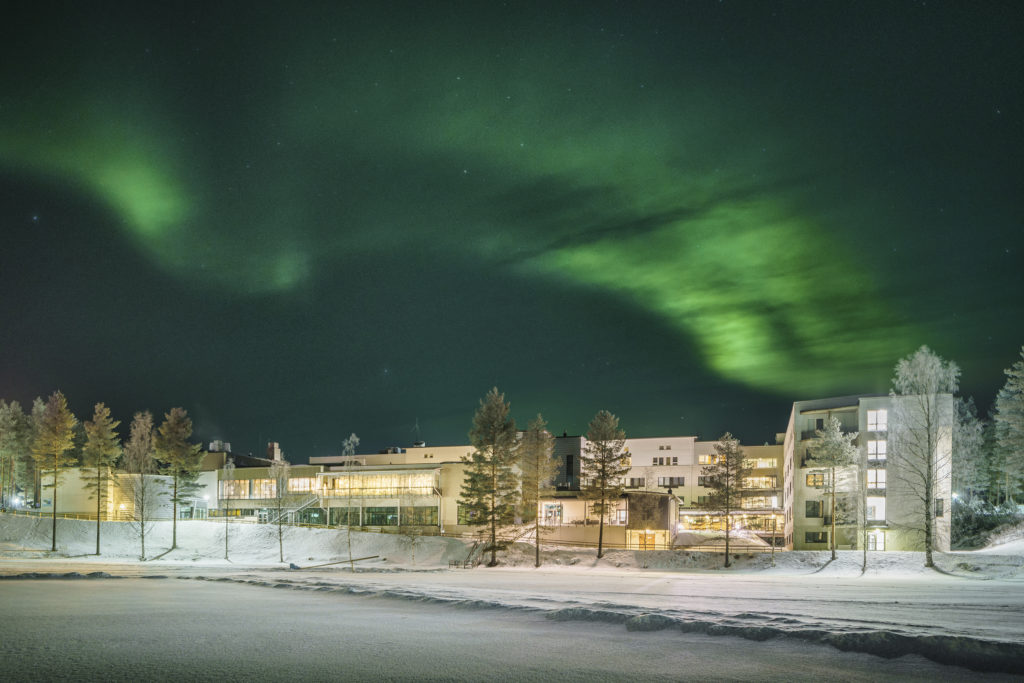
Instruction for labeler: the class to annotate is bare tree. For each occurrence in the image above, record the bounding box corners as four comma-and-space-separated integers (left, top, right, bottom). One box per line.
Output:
340, 432, 359, 570
120, 411, 161, 560
222, 457, 235, 561
269, 458, 291, 563
889, 345, 958, 568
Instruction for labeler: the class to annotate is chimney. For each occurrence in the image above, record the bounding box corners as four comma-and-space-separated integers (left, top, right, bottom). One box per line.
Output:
267, 442, 283, 461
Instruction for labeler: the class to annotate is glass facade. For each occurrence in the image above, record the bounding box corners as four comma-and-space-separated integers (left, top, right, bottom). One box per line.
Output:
322, 472, 438, 498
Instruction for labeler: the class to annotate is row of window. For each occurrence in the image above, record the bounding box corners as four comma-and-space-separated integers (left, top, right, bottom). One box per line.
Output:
625, 476, 686, 488
806, 469, 886, 489
803, 530, 886, 549
330, 505, 438, 526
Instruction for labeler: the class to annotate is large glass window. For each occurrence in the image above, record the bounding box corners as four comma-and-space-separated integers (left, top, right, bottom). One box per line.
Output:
657, 476, 685, 487
806, 472, 825, 488
331, 507, 360, 525
867, 496, 886, 521
746, 458, 778, 469
251, 479, 275, 499
867, 469, 886, 489
626, 477, 645, 488
805, 500, 823, 518
400, 506, 438, 526
867, 440, 887, 460
805, 531, 827, 544
745, 475, 778, 489
287, 477, 316, 493
741, 495, 779, 509
220, 479, 250, 499
543, 503, 563, 525
867, 409, 888, 432
322, 472, 437, 498
867, 531, 885, 550
364, 506, 398, 526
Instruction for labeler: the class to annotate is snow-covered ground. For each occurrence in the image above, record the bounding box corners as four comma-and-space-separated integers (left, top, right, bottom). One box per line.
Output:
2, 513, 1023, 679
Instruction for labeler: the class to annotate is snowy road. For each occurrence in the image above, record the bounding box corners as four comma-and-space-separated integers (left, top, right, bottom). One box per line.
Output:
2, 557, 1022, 675
1, 577, 1020, 682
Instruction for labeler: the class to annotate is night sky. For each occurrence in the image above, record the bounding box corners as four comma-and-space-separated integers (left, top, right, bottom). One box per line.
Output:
1, 2, 1021, 460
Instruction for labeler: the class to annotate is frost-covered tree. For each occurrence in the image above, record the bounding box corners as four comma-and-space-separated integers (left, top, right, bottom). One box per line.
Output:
222, 457, 235, 561
30, 391, 77, 552
154, 407, 203, 550
0, 400, 32, 508
581, 410, 628, 559
81, 403, 121, 555
459, 387, 518, 567
340, 432, 360, 570
121, 411, 160, 560
808, 415, 858, 560
994, 346, 1024, 503
269, 458, 291, 563
953, 397, 987, 502
701, 432, 751, 568
889, 346, 958, 568
518, 414, 557, 567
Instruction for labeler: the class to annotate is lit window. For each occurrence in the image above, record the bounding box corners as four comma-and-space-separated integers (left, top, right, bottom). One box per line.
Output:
867, 469, 886, 489
698, 454, 713, 465
867, 409, 888, 432
867, 440, 887, 460
867, 531, 885, 550
867, 496, 886, 521
806, 472, 825, 487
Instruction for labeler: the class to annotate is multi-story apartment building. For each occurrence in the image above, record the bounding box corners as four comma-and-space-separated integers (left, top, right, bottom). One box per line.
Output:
784, 395, 952, 552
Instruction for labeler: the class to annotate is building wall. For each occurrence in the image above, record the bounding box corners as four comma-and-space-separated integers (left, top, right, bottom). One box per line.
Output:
788, 395, 953, 553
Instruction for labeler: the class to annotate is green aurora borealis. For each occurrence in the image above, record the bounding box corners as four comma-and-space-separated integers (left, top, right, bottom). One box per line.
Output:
1, 2, 1021, 456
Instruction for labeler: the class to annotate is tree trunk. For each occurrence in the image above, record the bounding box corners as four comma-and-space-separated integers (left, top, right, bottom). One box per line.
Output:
535, 505, 541, 568
724, 501, 731, 568
50, 457, 57, 552
96, 471, 102, 555
171, 475, 178, 550
830, 466, 837, 561
597, 495, 606, 559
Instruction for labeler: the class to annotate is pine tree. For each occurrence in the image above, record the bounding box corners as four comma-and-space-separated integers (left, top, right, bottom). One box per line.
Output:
519, 414, 557, 568
808, 415, 858, 561
953, 397, 987, 502
81, 403, 121, 555
30, 391, 77, 552
121, 411, 159, 560
459, 387, 518, 567
581, 410, 628, 559
0, 400, 32, 508
890, 345, 959, 568
702, 432, 751, 568
994, 346, 1024, 503
154, 407, 203, 550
